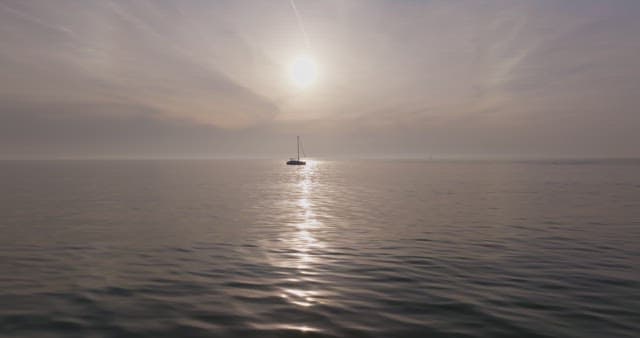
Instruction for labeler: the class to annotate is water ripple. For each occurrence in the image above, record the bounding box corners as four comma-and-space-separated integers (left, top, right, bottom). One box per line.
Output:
0, 160, 638, 337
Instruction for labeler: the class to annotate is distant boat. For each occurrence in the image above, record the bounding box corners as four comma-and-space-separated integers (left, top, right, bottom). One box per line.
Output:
286, 136, 306, 165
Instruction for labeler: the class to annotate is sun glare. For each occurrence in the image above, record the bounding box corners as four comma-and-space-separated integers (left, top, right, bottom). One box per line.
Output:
290, 55, 318, 88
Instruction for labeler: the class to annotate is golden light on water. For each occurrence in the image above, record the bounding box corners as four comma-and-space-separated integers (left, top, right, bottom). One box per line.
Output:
290, 55, 318, 88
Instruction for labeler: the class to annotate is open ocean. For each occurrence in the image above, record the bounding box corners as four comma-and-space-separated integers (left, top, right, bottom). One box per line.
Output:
0, 159, 638, 337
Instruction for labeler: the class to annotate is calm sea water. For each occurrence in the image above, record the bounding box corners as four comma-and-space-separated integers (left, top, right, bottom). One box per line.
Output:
0, 159, 638, 337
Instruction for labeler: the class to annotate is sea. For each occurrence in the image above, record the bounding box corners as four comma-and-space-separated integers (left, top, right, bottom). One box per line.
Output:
0, 159, 638, 337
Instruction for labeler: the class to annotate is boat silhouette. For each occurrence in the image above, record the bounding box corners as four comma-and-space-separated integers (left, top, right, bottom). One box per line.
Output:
286, 136, 306, 165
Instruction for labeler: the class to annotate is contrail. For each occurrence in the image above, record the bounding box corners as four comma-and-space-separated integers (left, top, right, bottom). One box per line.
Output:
289, 0, 310, 49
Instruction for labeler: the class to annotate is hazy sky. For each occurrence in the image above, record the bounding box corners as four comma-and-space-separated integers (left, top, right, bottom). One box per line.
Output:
1, 0, 639, 158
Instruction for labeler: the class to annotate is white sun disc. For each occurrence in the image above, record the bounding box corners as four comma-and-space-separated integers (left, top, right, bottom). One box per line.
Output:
290, 55, 318, 88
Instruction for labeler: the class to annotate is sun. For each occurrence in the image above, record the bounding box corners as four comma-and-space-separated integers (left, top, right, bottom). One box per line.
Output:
290, 55, 318, 88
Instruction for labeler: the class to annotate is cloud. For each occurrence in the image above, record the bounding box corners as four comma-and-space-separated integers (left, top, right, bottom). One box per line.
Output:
0, 0, 639, 157
0, 99, 288, 158
0, 0, 280, 128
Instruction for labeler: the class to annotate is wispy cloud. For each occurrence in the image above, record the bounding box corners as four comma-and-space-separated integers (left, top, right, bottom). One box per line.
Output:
0, 0, 639, 157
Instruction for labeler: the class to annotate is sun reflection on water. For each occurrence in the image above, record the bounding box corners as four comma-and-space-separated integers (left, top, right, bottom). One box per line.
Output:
292, 162, 323, 266
276, 161, 328, 316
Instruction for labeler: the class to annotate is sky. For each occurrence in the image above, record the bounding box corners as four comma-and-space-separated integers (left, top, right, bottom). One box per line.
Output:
1, 0, 639, 159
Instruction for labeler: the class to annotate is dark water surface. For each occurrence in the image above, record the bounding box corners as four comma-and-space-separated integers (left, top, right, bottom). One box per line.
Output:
1, 159, 639, 337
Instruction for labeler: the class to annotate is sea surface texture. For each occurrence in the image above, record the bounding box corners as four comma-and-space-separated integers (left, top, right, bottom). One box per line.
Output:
1, 159, 638, 337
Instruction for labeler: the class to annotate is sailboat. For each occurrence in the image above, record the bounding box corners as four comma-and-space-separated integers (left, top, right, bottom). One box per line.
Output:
286, 136, 306, 165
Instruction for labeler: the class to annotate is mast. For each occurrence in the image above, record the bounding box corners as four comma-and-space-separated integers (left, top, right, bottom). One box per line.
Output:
297, 136, 300, 161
